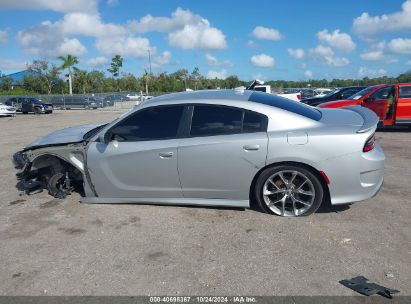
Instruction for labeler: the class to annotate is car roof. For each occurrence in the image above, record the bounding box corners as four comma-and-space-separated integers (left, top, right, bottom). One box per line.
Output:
144, 89, 253, 106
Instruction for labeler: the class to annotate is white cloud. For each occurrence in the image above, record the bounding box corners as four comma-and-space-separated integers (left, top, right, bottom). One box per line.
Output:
85, 56, 109, 67
288, 48, 305, 59
0, 30, 7, 44
304, 70, 313, 78
130, 8, 227, 50
0, 59, 28, 70
252, 26, 283, 41
106, 0, 119, 6
246, 40, 258, 49
0, 0, 97, 13
387, 38, 411, 54
205, 53, 233, 67
250, 54, 275, 68
17, 21, 86, 57
152, 51, 172, 68
358, 66, 387, 78
207, 69, 228, 79
360, 50, 386, 61
95, 36, 154, 57
353, 0, 411, 37
309, 45, 350, 67
317, 29, 356, 52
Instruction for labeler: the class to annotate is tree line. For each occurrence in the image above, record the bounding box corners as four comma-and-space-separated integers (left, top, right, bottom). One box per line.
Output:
0, 54, 410, 95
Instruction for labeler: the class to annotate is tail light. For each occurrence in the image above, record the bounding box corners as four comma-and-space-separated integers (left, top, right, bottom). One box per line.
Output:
363, 134, 375, 152
297, 93, 302, 101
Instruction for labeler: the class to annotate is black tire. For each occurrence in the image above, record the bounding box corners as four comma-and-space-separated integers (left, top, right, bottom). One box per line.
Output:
254, 165, 324, 217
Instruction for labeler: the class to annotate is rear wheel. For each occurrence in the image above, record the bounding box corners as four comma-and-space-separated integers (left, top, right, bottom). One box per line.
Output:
255, 165, 323, 217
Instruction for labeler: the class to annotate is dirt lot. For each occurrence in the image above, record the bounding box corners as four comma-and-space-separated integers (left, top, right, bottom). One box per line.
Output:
0, 110, 410, 296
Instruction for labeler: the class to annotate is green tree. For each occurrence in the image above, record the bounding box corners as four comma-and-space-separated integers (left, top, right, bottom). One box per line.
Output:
27, 60, 60, 94
107, 55, 123, 77
190, 67, 201, 90
142, 70, 150, 95
57, 54, 79, 95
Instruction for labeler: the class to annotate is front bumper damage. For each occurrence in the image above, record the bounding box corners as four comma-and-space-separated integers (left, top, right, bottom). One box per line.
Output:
13, 151, 44, 194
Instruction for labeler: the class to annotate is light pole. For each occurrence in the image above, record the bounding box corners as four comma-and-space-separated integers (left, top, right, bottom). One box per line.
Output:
148, 49, 152, 75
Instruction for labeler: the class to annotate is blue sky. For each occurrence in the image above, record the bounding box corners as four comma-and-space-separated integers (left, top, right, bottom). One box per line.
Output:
0, 0, 410, 80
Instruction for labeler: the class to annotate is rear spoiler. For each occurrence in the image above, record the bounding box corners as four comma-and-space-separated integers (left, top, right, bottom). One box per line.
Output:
344, 106, 379, 133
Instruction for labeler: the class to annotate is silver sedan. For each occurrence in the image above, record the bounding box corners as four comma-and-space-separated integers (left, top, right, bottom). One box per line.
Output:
13, 89, 384, 217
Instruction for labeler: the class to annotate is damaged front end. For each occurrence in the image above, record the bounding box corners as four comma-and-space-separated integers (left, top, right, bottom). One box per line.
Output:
13, 144, 88, 199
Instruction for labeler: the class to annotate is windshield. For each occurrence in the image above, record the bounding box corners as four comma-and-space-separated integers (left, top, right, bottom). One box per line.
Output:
347, 86, 377, 100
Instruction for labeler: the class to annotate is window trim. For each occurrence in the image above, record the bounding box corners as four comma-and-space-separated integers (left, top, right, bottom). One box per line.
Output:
183, 103, 268, 138
106, 104, 187, 142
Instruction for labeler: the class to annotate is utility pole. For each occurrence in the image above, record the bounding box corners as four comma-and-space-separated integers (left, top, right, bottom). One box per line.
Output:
148, 49, 152, 75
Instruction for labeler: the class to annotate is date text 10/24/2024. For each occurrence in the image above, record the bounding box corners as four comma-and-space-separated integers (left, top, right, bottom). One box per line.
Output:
149, 297, 256, 303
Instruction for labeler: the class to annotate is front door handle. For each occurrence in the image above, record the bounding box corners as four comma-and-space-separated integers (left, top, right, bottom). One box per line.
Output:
159, 152, 174, 159
243, 145, 260, 151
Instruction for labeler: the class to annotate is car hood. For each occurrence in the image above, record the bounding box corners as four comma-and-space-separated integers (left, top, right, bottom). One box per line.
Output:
318, 99, 360, 108
25, 123, 106, 149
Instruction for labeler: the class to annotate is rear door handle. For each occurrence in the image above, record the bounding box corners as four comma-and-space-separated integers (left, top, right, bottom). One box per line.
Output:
159, 152, 174, 158
243, 145, 260, 151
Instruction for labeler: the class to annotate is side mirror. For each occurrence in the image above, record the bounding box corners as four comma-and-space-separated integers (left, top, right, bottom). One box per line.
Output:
364, 97, 373, 103
98, 131, 111, 145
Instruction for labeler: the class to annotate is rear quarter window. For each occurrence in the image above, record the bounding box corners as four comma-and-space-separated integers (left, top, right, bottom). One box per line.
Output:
249, 91, 322, 121
399, 86, 411, 98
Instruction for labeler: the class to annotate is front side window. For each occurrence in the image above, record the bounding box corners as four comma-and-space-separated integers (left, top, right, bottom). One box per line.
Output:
190, 105, 243, 136
110, 105, 184, 141
370, 87, 392, 101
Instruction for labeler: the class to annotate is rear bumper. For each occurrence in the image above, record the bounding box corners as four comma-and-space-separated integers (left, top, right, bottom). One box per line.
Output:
319, 143, 385, 205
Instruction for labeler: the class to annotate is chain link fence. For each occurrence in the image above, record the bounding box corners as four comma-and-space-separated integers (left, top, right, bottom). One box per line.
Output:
0, 91, 167, 112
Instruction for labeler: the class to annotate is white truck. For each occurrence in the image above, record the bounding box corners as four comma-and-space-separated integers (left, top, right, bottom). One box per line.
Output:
253, 85, 302, 102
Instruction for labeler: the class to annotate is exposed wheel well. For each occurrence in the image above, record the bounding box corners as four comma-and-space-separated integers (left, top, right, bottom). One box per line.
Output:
31, 154, 84, 197
249, 161, 331, 209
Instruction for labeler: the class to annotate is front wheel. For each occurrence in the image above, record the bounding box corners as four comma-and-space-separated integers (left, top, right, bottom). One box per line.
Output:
255, 165, 324, 217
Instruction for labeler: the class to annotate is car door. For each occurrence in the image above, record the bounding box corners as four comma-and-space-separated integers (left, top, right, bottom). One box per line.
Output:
178, 105, 268, 201
394, 85, 411, 125
362, 86, 392, 121
86, 105, 185, 199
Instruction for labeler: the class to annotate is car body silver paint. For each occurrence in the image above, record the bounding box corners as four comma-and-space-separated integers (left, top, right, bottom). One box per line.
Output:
16, 89, 384, 209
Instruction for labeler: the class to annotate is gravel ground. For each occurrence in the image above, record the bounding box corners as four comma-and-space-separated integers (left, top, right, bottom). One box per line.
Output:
0, 110, 409, 296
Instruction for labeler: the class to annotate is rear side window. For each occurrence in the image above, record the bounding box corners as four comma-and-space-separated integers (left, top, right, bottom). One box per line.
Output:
190, 105, 267, 137
110, 105, 184, 141
191, 105, 242, 136
249, 91, 322, 121
370, 87, 393, 100
399, 86, 411, 98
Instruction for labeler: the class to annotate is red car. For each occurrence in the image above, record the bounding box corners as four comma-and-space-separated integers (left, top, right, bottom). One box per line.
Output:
319, 84, 411, 126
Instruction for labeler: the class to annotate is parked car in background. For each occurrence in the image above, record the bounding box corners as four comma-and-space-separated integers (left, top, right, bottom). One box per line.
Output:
13, 90, 384, 217
50, 96, 103, 109
253, 85, 302, 101
300, 89, 317, 99
125, 92, 141, 101
104, 94, 127, 105
0, 102, 16, 116
319, 83, 411, 127
313, 88, 333, 97
302, 86, 367, 106
5, 97, 53, 114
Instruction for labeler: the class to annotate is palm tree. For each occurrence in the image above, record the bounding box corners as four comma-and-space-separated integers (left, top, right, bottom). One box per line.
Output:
142, 69, 150, 95
57, 55, 79, 95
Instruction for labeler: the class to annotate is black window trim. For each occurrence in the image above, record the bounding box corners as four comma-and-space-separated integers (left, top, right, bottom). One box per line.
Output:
183, 103, 268, 138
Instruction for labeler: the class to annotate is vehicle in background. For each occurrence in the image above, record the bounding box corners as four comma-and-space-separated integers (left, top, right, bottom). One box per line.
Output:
5, 97, 53, 114
319, 83, 411, 127
50, 96, 103, 109
125, 92, 141, 101
313, 88, 333, 97
300, 89, 317, 99
0, 102, 16, 116
302, 86, 367, 106
13, 90, 384, 217
104, 94, 127, 105
254, 85, 302, 101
